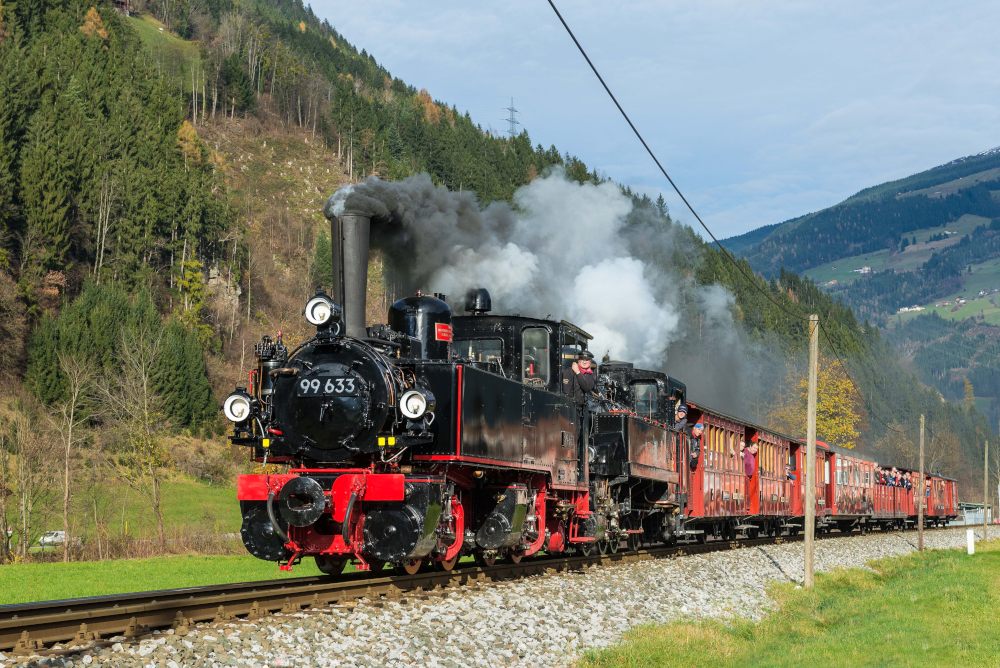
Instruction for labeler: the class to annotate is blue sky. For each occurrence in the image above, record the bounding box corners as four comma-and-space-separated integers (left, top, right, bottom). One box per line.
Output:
311, 1, 1000, 239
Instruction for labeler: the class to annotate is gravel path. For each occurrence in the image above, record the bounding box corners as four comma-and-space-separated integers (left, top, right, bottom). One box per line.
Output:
6, 526, 996, 668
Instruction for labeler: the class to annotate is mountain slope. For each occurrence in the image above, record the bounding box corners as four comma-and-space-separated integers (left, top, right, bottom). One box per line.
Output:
728, 149, 1000, 278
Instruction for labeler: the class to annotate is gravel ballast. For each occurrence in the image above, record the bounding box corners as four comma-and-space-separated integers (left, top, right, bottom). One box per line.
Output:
9, 526, 996, 668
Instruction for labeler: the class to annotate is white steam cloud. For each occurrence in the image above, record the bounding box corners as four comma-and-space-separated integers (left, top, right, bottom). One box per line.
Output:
327, 170, 746, 377
328, 167, 927, 455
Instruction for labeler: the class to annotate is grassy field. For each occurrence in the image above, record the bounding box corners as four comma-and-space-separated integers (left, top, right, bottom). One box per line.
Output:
100, 477, 240, 537
804, 214, 992, 286
49, 475, 240, 543
0, 554, 327, 605
581, 541, 1000, 667
126, 14, 201, 91
896, 256, 1000, 326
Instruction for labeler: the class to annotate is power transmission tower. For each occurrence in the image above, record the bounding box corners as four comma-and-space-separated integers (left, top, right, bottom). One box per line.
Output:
503, 97, 520, 138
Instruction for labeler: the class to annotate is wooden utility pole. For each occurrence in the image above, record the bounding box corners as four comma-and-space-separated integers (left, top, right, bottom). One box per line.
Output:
985, 440, 989, 538
918, 414, 925, 551
804, 314, 819, 588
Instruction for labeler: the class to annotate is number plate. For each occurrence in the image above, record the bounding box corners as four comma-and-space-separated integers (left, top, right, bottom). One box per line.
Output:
296, 376, 358, 396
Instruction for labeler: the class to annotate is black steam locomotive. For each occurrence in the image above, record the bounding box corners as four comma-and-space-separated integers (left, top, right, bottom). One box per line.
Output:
226, 204, 693, 573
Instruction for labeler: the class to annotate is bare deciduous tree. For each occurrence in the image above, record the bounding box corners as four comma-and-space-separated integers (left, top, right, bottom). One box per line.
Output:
2, 399, 56, 560
0, 442, 12, 563
48, 353, 95, 562
100, 327, 171, 551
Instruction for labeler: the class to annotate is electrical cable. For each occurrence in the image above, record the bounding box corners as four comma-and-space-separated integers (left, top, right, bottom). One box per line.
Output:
547, 0, 989, 452
545, 0, 809, 324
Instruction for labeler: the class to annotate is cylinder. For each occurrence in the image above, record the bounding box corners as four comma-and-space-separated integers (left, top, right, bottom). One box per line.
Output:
328, 210, 371, 339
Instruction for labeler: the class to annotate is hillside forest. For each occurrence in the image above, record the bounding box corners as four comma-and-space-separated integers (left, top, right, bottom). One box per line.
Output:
0, 0, 995, 563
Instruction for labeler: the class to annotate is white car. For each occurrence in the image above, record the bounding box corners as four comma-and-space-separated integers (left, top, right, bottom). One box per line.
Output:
38, 530, 67, 547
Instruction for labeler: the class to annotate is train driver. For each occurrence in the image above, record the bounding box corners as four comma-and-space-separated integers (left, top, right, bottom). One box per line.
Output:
674, 404, 689, 432
562, 350, 597, 474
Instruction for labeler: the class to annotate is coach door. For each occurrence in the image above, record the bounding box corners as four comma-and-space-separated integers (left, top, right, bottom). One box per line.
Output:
790, 442, 803, 515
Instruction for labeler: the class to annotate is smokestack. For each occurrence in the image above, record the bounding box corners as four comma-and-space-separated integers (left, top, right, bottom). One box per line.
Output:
327, 210, 371, 338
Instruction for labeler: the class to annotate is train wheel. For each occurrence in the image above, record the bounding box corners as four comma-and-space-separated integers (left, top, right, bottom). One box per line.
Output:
314, 555, 347, 576
597, 539, 609, 556
579, 542, 594, 557
609, 538, 620, 554
627, 533, 642, 552
475, 552, 498, 567
398, 558, 423, 576
508, 552, 523, 564
367, 560, 387, 574
438, 554, 460, 571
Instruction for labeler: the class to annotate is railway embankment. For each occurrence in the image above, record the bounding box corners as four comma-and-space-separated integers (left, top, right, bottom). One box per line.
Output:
584, 530, 1000, 667
3, 526, 996, 667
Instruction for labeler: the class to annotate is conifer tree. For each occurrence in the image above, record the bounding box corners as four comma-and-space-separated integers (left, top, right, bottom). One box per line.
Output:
25, 315, 63, 404
310, 229, 333, 292
20, 98, 71, 271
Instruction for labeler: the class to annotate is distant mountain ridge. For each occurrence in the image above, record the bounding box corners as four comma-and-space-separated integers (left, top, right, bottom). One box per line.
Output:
724, 148, 1000, 429
725, 148, 1000, 276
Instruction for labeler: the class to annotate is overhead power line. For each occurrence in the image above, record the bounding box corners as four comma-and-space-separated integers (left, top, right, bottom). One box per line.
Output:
546, 0, 981, 449
545, 0, 809, 324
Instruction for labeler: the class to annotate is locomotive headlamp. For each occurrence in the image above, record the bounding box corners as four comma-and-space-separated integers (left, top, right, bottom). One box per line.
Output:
223, 391, 254, 423
399, 389, 434, 419
304, 293, 340, 327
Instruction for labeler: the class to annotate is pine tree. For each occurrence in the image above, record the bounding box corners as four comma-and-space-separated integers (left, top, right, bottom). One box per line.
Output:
0, 20, 31, 229
221, 53, 254, 113
20, 97, 72, 272
655, 193, 669, 219
310, 229, 333, 292
25, 315, 64, 404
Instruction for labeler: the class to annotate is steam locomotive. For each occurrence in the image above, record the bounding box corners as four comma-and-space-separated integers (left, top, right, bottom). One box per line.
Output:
224, 203, 958, 574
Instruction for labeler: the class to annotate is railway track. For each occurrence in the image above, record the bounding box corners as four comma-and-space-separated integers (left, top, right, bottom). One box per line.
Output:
0, 528, 946, 656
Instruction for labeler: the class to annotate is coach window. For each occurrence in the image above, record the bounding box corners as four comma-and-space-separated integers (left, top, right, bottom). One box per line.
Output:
633, 382, 658, 418
521, 327, 551, 386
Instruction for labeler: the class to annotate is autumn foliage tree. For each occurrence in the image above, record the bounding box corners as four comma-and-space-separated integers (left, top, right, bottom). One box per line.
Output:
769, 355, 865, 449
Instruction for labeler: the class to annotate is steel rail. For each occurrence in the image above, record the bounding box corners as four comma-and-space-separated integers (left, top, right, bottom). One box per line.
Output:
0, 526, 954, 655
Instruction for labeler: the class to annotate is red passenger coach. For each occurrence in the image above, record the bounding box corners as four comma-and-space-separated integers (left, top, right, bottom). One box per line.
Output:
683, 404, 796, 540
926, 476, 959, 526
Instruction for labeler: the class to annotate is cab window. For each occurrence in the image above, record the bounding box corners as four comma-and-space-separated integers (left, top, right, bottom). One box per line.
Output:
456, 338, 503, 365
522, 327, 551, 386
633, 382, 658, 418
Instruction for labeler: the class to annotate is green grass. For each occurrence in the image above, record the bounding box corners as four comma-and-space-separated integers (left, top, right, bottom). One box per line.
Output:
581, 541, 1000, 667
804, 214, 992, 286
896, 256, 1000, 326
804, 249, 891, 286
126, 14, 201, 91
0, 554, 327, 605
67, 476, 240, 540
